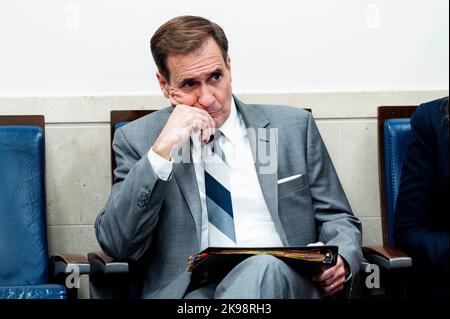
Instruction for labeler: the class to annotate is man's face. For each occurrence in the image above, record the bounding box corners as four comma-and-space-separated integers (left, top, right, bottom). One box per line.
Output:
157, 37, 232, 128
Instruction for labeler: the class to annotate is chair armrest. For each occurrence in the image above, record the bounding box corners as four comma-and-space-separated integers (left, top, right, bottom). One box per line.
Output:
88, 251, 129, 299
88, 251, 129, 274
50, 253, 90, 277
362, 245, 412, 269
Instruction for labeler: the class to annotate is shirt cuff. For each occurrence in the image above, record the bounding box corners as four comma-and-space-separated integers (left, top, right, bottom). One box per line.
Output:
147, 147, 173, 181
341, 255, 353, 283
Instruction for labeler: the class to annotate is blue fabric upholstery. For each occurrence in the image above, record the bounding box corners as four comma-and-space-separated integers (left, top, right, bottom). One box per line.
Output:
383, 119, 412, 247
0, 125, 66, 299
0, 284, 66, 299
115, 121, 129, 130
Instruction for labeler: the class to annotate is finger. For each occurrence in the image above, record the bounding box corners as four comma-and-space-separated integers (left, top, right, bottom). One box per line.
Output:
204, 125, 212, 143
168, 88, 185, 107
200, 119, 212, 143
205, 120, 214, 142
323, 282, 344, 297
182, 109, 213, 143
200, 115, 211, 143
314, 255, 345, 283
191, 107, 215, 129
319, 275, 343, 295
195, 114, 213, 143
191, 118, 205, 134
315, 258, 347, 296
318, 275, 338, 287
312, 265, 336, 283
319, 268, 345, 292
190, 119, 199, 136
201, 127, 209, 143
168, 86, 183, 105
320, 263, 347, 286
329, 284, 344, 296
325, 276, 346, 296
168, 95, 179, 107
206, 111, 215, 129
321, 284, 333, 296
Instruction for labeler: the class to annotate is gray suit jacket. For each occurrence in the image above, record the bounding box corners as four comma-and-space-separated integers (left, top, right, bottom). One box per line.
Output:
95, 96, 362, 298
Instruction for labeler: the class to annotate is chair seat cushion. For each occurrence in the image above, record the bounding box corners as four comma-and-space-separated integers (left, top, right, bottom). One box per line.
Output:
0, 284, 66, 299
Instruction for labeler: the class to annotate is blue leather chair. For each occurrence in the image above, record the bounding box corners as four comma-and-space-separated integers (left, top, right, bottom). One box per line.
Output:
382, 118, 413, 247
359, 106, 417, 298
0, 115, 89, 299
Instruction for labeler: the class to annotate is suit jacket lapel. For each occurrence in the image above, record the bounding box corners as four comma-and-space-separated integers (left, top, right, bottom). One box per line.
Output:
163, 107, 202, 245
173, 156, 202, 245
234, 96, 289, 245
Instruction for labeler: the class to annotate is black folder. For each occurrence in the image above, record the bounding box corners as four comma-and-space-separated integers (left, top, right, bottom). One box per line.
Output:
186, 246, 338, 276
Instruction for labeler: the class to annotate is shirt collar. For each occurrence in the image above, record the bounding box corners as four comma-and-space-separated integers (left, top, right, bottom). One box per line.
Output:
217, 97, 241, 144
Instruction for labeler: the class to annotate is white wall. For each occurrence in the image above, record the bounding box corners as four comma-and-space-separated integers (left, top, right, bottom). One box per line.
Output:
0, 0, 448, 96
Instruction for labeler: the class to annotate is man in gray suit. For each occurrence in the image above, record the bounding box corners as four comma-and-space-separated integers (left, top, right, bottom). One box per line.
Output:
95, 15, 362, 299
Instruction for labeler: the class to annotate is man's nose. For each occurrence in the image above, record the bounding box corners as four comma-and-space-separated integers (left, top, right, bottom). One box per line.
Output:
197, 84, 215, 108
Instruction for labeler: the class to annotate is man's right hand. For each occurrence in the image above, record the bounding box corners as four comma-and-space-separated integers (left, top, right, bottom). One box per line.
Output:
152, 102, 215, 160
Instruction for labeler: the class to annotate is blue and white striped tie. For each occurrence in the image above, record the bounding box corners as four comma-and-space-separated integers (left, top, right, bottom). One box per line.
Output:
203, 131, 236, 246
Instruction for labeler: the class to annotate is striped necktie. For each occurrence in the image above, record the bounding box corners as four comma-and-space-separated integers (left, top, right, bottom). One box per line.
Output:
203, 130, 236, 246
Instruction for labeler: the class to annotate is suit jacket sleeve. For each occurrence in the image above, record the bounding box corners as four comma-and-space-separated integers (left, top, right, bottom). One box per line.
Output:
95, 128, 169, 261
305, 112, 363, 275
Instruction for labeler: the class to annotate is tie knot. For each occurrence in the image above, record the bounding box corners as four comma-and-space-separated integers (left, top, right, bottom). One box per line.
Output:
203, 129, 227, 164
208, 129, 223, 144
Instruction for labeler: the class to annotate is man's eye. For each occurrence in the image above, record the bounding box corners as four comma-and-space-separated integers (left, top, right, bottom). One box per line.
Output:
182, 80, 196, 88
211, 73, 221, 81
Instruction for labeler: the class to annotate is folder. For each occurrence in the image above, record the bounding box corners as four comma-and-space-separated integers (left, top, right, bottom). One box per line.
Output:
186, 246, 338, 276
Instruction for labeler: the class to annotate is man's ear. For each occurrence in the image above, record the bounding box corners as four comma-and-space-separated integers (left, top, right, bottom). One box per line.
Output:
226, 55, 231, 72
226, 55, 232, 82
156, 72, 170, 98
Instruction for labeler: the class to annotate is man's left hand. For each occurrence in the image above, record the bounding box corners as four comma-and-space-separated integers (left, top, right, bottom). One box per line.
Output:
311, 255, 348, 296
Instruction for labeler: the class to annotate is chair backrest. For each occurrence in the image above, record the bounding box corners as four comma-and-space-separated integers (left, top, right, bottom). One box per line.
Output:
110, 110, 155, 184
378, 106, 417, 247
0, 115, 49, 286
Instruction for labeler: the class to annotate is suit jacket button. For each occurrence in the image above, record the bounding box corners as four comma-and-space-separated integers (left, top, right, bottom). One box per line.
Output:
137, 199, 146, 208
137, 189, 150, 207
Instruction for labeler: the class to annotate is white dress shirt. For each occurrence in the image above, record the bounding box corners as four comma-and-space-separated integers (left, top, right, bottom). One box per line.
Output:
148, 98, 283, 250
